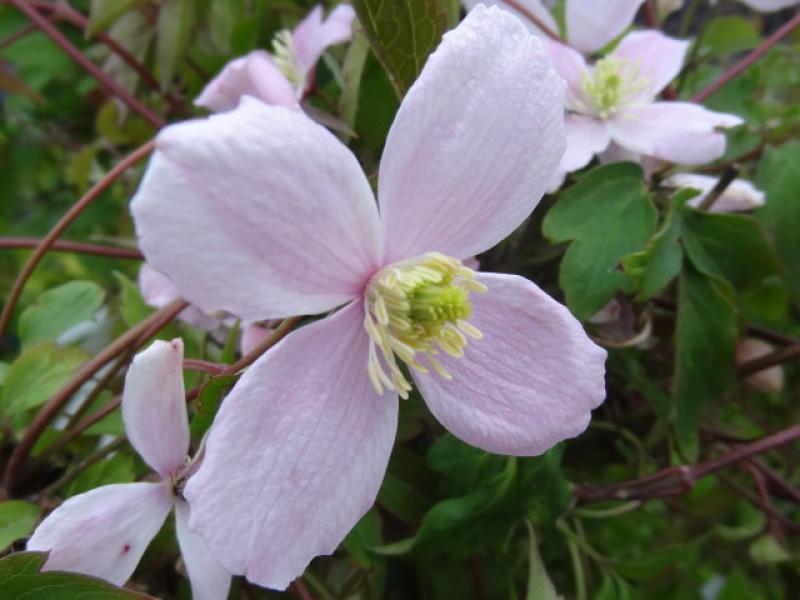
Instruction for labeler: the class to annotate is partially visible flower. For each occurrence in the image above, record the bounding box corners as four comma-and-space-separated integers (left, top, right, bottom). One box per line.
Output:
664, 172, 766, 212
545, 30, 742, 190
737, 337, 784, 394
657, 0, 684, 17
463, 0, 645, 54
28, 339, 230, 600
739, 0, 799, 11
195, 4, 355, 112
132, 6, 606, 589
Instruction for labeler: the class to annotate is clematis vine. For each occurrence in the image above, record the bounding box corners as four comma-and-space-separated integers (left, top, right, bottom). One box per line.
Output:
544, 30, 743, 190
664, 172, 766, 212
194, 3, 355, 112
27, 339, 230, 600
131, 6, 606, 589
463, 0, 645, 54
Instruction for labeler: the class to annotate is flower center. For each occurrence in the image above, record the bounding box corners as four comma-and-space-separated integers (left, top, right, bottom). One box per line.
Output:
363, 253, 486, 399
271, 30, 303, 88
580, 56, 648, 118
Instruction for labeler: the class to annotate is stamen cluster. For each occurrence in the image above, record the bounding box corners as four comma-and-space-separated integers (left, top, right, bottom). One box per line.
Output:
271, 30, 303, 88
580, 56, 648, 118
364, 253, 486, 399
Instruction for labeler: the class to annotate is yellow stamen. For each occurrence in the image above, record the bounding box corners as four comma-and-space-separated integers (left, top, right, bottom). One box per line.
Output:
580, 56, 649, 119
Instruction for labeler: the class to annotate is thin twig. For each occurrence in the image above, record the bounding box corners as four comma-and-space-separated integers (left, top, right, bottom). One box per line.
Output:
0, 140, 154, 342
184, 359, 227, 376
38, 436, 126, 498
692, 10, 800, 103
502, 0, 563, 41
9, 0, 164, 127
0, 237, 143, 259
697, 165, 739, 211
738, 344, 800, 378
0, 22, 36, 50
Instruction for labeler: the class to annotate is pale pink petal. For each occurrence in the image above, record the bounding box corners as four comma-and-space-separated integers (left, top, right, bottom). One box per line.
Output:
462, 0, 559, 38
138, 264, 221, 332
667, 173, 766, 212
609, 102, 743, 165
194, 50, 296, 112
414, 273, 607, 455
132, 98, 382, 322
174, 500, 231, 600
27, 482, 172, 586
379, 5, 565, 263
740, 0, 798, 11
548, 114, 611, 191
240, 323, 273, 355
541, 38, 590, 110
184, 302, 398, 590
122, 338, 188, 478
566, 0, 645, 53
610, 30, 689, 100
737, 338, 784, 393
292, 5, 356, 74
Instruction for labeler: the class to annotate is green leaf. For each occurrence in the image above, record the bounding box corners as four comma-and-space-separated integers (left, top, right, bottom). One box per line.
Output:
113, 271, 153, 327
156, 0, 196, 87
543, 163, 657, 318
681, 208, 778, 288
0, 501, 40, 551
87, 0, 144, 36
673, 262, 737, 459
757, 142, 800, 297
353, 0, 449, 98
377, 471, 431, 525
701, 16, 761, 56
1, 343, 88, 417
525, 521, 560, 600
343, 508, 382, 567
338, 29, 370, 139
64, 451, 136, 497
0, 362, 9, 386
189, 375, 236, 442
19, 281, 105, 348
622, 189, 695, 301
748, 534, 791, 565
0, 552, 154, 598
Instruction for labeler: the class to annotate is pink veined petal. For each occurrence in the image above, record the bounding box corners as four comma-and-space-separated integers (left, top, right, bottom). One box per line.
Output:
608, 102, 743, 165
610, 30, 689, 100
548, 114, 611, 192
174, 500, 231, 600
462, 0, 559, 38
740, 0, 798, 11
194, 50, 296, 112
292, 4, 356, 74
122, 338, 189, 478
138, 264, 221, 332
184, 302, 398, 590
413, 272, 607, 456
541, 38, 590, 110
667, 173, 766, 212
131, 97, 383, 322
566, 0, 645, 53
379, 5, 565, 264
27, 482, 172, 586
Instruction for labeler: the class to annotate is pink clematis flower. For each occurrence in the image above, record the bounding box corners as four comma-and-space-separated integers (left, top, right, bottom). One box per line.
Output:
740, 0, 799, 11
664, 172, 766, 213
195, 4, 355, 112
131, 6, 606, 589
545, 30, 743, 190
28, 339, 230, 600
463, 0, 645, 54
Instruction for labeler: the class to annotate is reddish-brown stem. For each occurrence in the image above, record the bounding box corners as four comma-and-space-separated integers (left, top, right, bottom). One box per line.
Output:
0, 237, 143, 259
0, 22, 36, 50
9, 0, 164, 127
502, 0, 563, 41
718, 473, 800, 534
574, 424, 800, 504
184, 359, 227, 376
692, 10, 800, 103
0, 139, 154, 342
291, 580, 315, 600
643, 0, 659, 28
3, 298, 187, 494
738, 344, 800, 378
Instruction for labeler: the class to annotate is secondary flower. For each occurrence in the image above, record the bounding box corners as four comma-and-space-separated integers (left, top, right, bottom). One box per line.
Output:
132, 6, 606, 590
28, 339, 230, 600
195, 4, 355, 112
664, 172, 766, 212
545, 30, 743, 190
740, 0, 799, 11
463, 0, 645, 54
737, 337, 784, 394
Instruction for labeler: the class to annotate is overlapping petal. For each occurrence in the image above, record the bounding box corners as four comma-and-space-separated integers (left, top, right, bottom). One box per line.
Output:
609, 102, 742, 164
413, 273, 607, 456
548, 115, 611, 191
566, 0, 645, 53
27, 482, 172, 586
174, 501, 231, 600
131, 98, 383, 322
185, 302, 398, 590
462, 0, 559, 38
379, 5, 565, 264
292, 4, 356, 73
194, 51, 296, 112
610, 30, 689, 100
667, 173, 766, 212
122, 339, 189, 478
740, 0, 799, 11
541, 38, 590, 109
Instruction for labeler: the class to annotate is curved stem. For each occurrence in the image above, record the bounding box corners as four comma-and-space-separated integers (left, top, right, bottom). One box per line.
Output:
0, 140, 154, 342
0, 237, 143, 259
